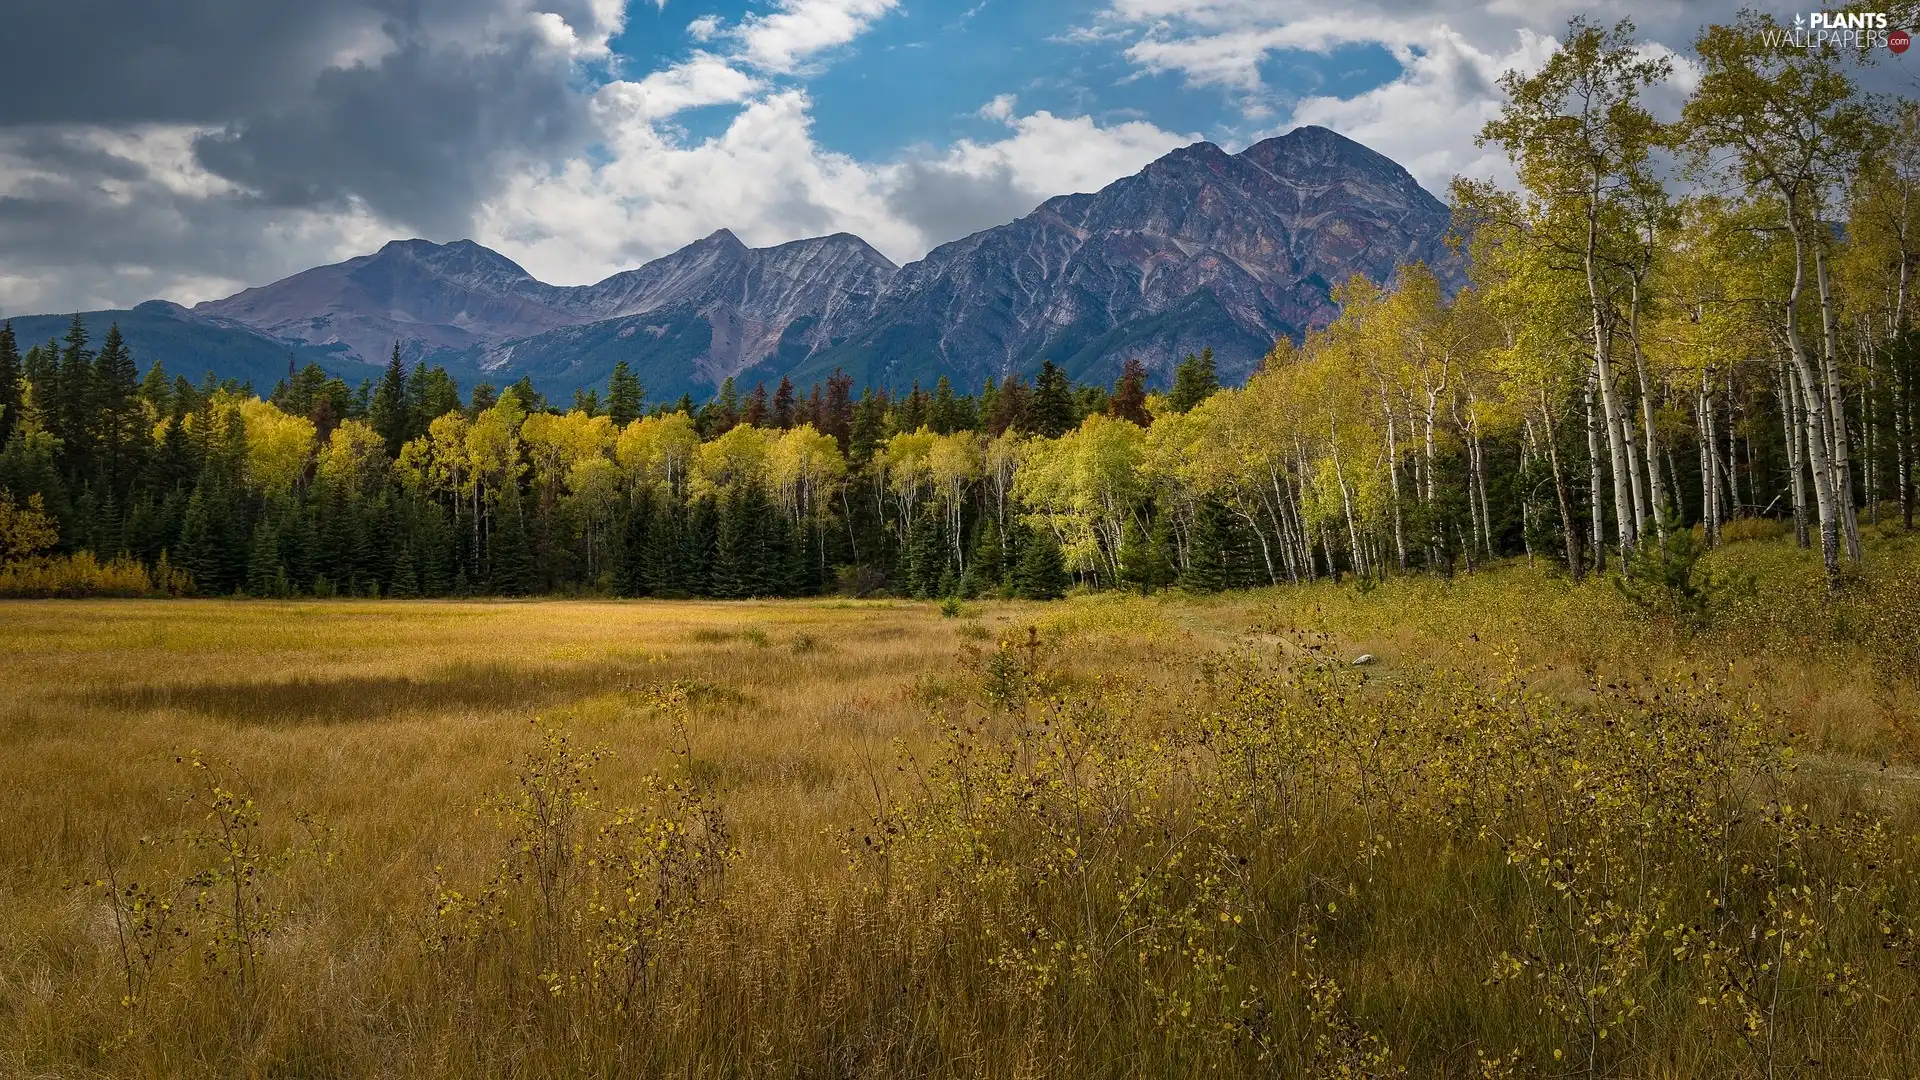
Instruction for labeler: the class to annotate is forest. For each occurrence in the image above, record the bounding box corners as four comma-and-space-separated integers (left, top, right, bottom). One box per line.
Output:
1, 17, 1911, 606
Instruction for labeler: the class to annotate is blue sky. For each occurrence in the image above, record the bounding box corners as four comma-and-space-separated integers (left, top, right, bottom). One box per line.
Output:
3, 0, 1863, 313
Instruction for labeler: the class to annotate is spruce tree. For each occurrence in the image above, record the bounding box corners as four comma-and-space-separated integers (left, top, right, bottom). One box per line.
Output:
139, 358, 173, 417
0, 320, 21, 448
607, 361, 643, 426
1013, 526, 1069, 600
371, 343, 410, 457
389, 542, 421, 598
489, 486, 535, 595
1168, 348, 1220, 412
55, 316, 94, 480
1108, 358, 1153, 427
771, 376, 796, 429
246, 519, 284, 598
1029, 360, 1075, 438
92, 324, 144, 495
930, 376, 961, 434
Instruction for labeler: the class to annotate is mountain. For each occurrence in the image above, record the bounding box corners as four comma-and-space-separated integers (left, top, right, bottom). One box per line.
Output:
10, 126, 1461, 400
461, 230, 898, 396
2, 301, 382, 390
193, 238, 582, 367
797, 126, 1461, 390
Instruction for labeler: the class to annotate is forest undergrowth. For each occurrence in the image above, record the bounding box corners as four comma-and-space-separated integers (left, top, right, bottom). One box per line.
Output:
2, 531, 1917, 1078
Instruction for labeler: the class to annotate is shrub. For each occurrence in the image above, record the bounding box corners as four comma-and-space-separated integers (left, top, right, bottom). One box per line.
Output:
0, 552, 192, 598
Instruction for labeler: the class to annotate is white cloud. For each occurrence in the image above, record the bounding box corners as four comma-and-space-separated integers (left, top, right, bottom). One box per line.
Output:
1287, 27, 1556, 192
730, 0, 900, 74
978, 94, 1018, 122
1091, 0, 1718, 195
474, 90, 1196, 286
928, 105, 1197, 204
597, 52, 764, 121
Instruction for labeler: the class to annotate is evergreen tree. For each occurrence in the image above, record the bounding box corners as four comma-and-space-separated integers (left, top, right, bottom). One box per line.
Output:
1183, 500, 1230, 593
469, 382, 498, 414
389, 542, 421, 598
411, 365, 463, 431
371, 343, 410, 457
607, 361, 643, 426
1108, 358, 1153, 427
489, 485, 535, 596
742, 382, 770, 427
139, 358, 173, 417
246, 518, 285, 598
0, 321, 22, 448
987, 377, 1030, 436
91, 324, 145, 494
1168, 348, 1220, 412
966, 514, 1006, 595
771, 376, 796, 429
1029, 361, 1075, 438
1012, 526, 1070, 600
55, 316, 94, 479
824, 371, 855, 450
850, 388, 888, 466
928, 376, 960, 434
896, 381, 929, 433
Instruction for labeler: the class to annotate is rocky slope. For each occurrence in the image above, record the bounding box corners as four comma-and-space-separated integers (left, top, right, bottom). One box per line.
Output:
40, 126, 1460, 399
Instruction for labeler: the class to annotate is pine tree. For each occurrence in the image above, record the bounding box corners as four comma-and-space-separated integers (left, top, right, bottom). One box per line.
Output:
824, 371, 855, 450
0, 321, 22, 448
1012, 526, 1070, 600
371, 343, 410, 457
139, 358, 173, 417
930, 376, 961, 434
1183, 500, 1229, 593
1108, 358, 1153, 427
987, 377, 1030, 436
850, 389, 888, 466
968, 514, 1006, 594
1030, 360, 1075, 438
771, 376, 796, 429
742, 382, 770, 427
1168, 348, 1220, 412
489, 485, 535, 596
55, 316, 94, 480
607, 361, 643, 426
897, 381, 929, 433
177, 482, 220, 595
246, 519, 284, 598
389, 542, 421, 598
92, 324, 144, 495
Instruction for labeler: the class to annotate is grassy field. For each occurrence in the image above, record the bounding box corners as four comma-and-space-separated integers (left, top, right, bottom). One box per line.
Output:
2, 532, 1917, 1078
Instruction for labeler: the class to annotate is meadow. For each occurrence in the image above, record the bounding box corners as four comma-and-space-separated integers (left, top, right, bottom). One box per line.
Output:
2, 530, 1917, 1078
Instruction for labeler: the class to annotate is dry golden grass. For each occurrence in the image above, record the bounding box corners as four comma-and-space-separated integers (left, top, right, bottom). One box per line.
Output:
1, 535, 1916, 1078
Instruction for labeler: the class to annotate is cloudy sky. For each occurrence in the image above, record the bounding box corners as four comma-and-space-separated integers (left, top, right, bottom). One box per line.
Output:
0, 0, 1848, 315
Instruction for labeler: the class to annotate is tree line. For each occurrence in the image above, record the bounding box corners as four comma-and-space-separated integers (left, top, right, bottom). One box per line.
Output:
0, 12, 1912, 600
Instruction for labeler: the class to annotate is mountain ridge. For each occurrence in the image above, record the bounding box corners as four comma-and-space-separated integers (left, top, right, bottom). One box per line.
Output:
13, 126, 1463, 401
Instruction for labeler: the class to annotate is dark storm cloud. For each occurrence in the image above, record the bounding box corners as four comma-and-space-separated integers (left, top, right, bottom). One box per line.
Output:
885, 159, 1038, 250
193, 34, 592, 237
0, 1, 374, 126
0, 0, 604, 313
